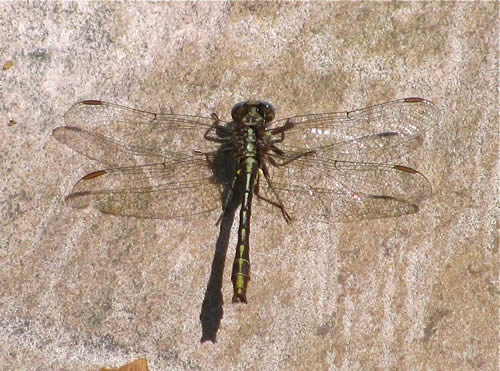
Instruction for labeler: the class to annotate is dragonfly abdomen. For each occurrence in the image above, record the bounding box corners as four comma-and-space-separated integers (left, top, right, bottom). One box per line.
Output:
231, 153, 260, 303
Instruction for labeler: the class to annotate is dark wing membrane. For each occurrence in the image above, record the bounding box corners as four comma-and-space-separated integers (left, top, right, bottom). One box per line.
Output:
271, 98, 440, 163
65, 152, 225, 219
54, 100, 222, 167
258, 151, 432, 222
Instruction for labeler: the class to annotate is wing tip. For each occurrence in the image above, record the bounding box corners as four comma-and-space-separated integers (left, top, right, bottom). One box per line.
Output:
52, 126, 83, 141
65, 191, 92, 209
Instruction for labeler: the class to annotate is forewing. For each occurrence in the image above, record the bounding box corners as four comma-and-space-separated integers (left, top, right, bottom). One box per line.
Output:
54, 100, 222, 167
272, 98, 440, 163
65, 153, 225, 219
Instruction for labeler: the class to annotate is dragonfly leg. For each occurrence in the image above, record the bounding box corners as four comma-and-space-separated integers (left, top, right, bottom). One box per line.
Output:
268, 121, 295, 145
271, 120, 295, 135
254, 164, 292, 223
204, 113, 233, 143
267, 149, 315, 167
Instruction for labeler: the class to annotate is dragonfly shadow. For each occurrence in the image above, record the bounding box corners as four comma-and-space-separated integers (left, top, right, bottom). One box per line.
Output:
199, 197, 238, 343
200, 142, 240, 343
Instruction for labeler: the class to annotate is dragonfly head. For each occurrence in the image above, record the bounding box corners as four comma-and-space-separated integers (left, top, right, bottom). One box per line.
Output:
231, 100, 276, 126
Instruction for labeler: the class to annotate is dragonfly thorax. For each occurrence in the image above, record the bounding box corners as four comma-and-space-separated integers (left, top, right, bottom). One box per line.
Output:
232, 125, 261, 162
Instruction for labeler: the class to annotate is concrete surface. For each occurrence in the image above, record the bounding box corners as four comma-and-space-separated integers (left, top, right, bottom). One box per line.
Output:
1, 2, 497, 370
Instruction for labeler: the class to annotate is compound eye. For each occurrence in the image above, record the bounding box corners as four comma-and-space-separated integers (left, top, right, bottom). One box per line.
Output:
231, 102, 248, 121
258, 102, 276, 123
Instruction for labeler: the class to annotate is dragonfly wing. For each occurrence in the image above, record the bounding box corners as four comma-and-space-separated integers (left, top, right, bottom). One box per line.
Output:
272, 98, 440, 163
65, 152, 227, 219
259, 151, 432, 222
55, 100, 223, 167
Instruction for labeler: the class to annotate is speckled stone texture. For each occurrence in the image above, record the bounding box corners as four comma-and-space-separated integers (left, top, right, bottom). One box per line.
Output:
1, 2, 497, 370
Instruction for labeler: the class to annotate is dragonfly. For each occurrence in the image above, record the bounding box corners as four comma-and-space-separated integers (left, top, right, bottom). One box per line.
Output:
53, 97, 440, 303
